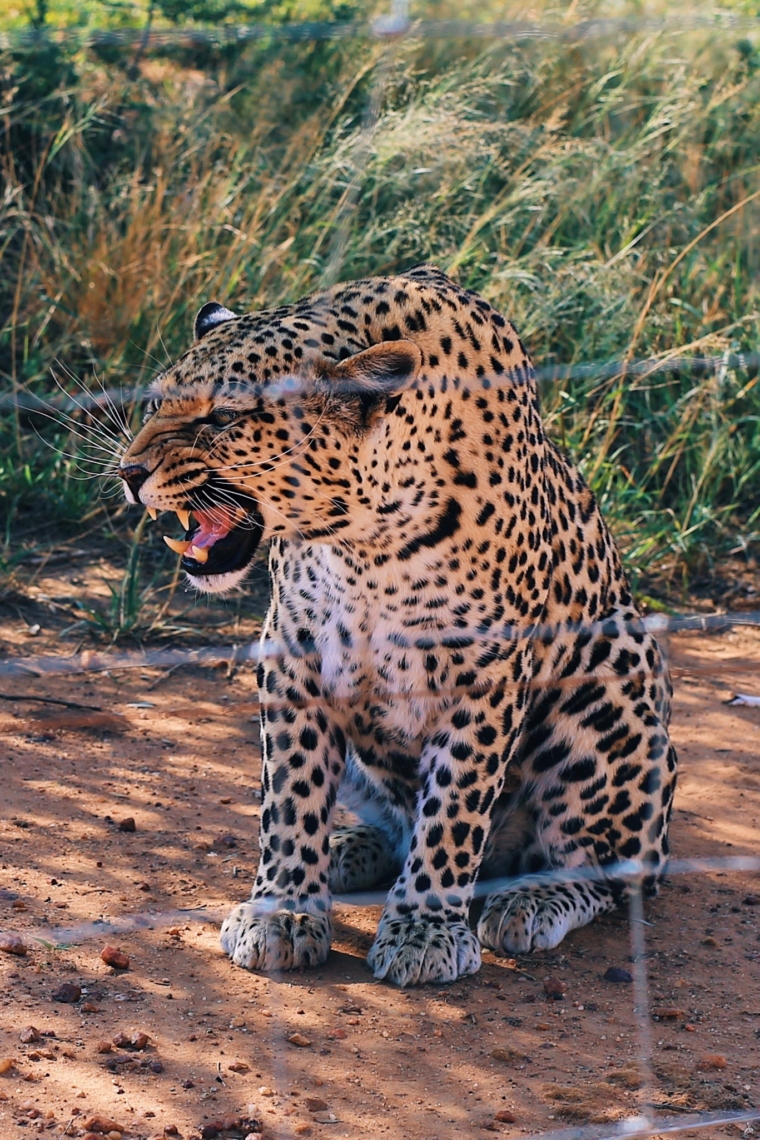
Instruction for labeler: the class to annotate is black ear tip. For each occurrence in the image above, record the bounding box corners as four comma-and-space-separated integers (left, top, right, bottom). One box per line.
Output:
194, 301, 238, 340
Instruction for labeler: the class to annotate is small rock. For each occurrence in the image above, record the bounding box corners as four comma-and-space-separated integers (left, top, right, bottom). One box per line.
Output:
543, 975, 565, 999
490, 1046, 525, 1064
181, 1078, 194, 1089
164, 1128, 179, 1137
19, 1027, 41, 1045
230, 1016, 245, 1028
494, 1109, 517, 1123
148, 1059, 164, 1073
743, 895, 760, 906
101, 945, 130, 970
118, 817, 136, 832
697, 1054, 728, 1070
218, 833, 237, 848
312, 1113, 338, 1124
200, 1120, 241, 1139
603, 967, 633, 984
258, 1086, 274, 1097
304, 1097, 328, 1112
288, 1033, 312, 1048
701, 936, 719, 947
96, 1041, 113, 1054
0, 1058, 15, 1074
652, 1007, 683, 1020
294, 1126, 312, 1136
0, 933, 27, 957
112, 1030, 149, 1051
81, 1001, 100, 1013
327, 1028, 347, 1040
228, 1061, 250, 1073
82, 1116, 125, 1135
52, 982, 81, 1004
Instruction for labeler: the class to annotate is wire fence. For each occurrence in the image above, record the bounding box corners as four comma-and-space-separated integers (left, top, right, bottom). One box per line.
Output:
3, 6, 760, 1140
4, 10, 760, 51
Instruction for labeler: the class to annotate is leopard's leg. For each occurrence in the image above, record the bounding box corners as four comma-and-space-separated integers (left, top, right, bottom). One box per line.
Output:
478, 623, 677, 955
367, 671, 528, 987
329, 748, 408, 893
220, 654, 346, 973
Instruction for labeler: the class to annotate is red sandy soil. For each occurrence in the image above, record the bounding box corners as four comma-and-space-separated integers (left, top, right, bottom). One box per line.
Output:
1, 583, 760, 1140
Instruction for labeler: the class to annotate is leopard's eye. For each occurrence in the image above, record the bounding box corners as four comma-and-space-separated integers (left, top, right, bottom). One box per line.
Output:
144, 397, 162, 421
210, 407, 238, 427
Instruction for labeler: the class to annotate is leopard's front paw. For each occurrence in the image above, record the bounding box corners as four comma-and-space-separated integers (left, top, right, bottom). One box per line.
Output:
367, 914, 480, 986
477, 889, 570, 954
220, 903, 331, 971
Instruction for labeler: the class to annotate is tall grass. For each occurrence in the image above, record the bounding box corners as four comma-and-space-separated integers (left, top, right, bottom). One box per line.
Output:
2, 7, 760, 611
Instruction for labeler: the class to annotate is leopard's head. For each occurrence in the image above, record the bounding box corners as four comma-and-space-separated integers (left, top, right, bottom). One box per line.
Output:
119, 300, 421, 593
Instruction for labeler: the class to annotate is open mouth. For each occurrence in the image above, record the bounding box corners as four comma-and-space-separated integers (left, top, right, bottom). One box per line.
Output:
158, 498, 263, 579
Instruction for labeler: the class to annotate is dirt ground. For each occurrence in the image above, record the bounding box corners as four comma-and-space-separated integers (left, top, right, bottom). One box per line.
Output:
2, 557, 760, 1140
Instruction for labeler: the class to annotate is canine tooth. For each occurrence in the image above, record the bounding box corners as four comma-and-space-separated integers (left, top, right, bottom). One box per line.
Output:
189, 545, 209, 563
147, 508, 158, 521
163, 536, 192, 555
176, 509, 191, 530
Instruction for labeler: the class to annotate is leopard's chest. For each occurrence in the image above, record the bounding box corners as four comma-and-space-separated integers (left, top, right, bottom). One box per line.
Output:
273, 546, 466, 744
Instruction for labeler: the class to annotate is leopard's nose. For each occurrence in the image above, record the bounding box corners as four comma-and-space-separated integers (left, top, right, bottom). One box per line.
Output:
120, 464, 150, 502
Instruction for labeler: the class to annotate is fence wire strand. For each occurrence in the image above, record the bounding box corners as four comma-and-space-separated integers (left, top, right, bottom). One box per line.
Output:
3, 7, 760, 1140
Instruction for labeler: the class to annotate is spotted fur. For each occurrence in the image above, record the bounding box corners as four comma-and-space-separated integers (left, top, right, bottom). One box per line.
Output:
119, 265, 677, 986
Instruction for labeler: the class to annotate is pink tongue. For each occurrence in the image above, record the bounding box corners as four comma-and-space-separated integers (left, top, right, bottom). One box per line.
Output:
191, 507, 236, 550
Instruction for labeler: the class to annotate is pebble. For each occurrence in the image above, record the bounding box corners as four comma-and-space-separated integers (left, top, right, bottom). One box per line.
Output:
743, 895, 760, 906
82, 1115, 125, 1134
327, 1028, 347, 1040
494, 1109, 517, 1123
258, 1086, 275, 1097
543, 975, 565, 999
118, 817, 136, 832
0, 933, 27, 956
200, 1116, 248, 1138
19, 1027, 41, 1044
603, 967, 633, 984
228, 1060, 250, 1073
288, 1033, 312, 1048
112, 1030, 150, 1050
52, 982, 81, 1003
697, 1054, 728, 1070
101, 945, 130, 970
490, 1046, 525, 1064
304, 1097, 328, 1112
96, 1041, 113, 1054
652, 1007, 683, 1020
312, 1113, 337, 1124
0, 1059, 15, 1074
294, 1126, 312, 1136
81, 1001, 100, 1013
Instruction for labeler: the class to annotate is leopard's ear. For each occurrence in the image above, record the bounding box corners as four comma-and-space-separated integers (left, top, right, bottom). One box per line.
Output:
332, 341, 421, 424
194, 301, 238, 341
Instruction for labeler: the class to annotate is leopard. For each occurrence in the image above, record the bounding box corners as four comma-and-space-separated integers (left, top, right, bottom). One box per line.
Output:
118, 264, 677, 987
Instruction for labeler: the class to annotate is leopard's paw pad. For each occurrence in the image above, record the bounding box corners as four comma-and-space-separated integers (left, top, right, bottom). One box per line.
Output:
220, 903, 331, 971
367, 915, 480, 986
